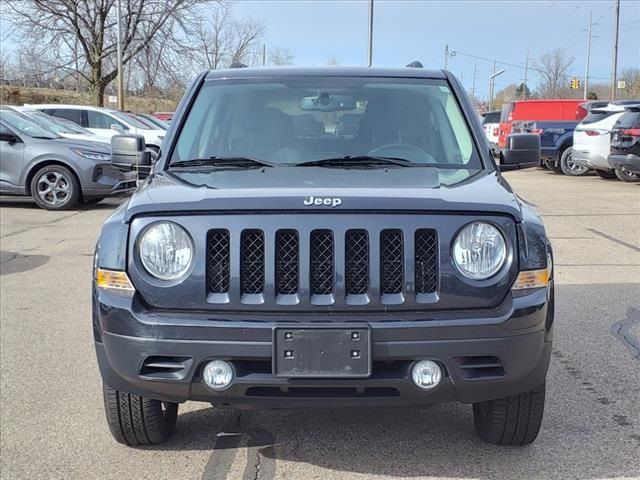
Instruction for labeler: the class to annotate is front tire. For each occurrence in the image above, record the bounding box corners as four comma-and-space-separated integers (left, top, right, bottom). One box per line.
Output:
103, 384, 178, 446
473, 383, 546, 445
560, 147, 589, 176
30, 165, 80, 210
614, 168, 640, 182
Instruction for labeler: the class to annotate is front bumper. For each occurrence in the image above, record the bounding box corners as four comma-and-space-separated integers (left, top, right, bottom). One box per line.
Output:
82, 165, 137, 198
608, 153, 640, 174
94, 288, 552, 408
572, 149, 609, 170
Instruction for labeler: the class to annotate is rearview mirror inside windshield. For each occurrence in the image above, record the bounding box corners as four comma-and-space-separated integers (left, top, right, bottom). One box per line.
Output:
300, 93, 356, 112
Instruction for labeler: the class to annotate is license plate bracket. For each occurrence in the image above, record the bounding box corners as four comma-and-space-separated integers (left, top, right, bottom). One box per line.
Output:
273, 327, 371, 378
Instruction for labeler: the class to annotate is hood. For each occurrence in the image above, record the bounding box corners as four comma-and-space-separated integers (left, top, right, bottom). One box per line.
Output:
123, 167, 523, 221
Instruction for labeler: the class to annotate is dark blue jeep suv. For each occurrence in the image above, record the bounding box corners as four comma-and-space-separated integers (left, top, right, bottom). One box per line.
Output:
93, 67, 553, 446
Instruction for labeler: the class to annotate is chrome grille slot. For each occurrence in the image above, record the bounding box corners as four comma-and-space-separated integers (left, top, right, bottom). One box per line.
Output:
240, 229, 265, 296
310, 229, 334, 297
380, 229, 404, 297
345, 230, 369, 295
206, 229, 230, 295
276, 230, 299, 295
415, 229, 438, 295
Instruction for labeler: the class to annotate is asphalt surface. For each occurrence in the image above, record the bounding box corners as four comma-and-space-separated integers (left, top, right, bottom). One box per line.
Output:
1, 169, 639, 480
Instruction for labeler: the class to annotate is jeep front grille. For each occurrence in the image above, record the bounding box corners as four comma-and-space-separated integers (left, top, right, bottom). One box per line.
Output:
206, 226, 438, 307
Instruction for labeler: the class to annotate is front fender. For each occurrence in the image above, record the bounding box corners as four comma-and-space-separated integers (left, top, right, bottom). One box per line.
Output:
96, 200, 131, 271
517, 198, 551, 270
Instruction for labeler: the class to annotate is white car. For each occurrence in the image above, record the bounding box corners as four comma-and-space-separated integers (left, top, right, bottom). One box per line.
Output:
481, 111, 501, 153
11, 107, 110, 144
572, 104, 629, 179
25, 104, 165, 151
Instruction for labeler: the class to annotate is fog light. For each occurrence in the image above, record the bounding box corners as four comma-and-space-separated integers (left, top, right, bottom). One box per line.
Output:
411, 360, 442, 390
202, 360, 234, 390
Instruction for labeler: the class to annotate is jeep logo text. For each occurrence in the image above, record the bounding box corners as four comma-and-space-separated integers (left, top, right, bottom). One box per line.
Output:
303, 196, 342, 207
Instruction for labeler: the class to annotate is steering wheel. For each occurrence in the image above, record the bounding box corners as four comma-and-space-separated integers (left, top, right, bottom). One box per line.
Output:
367, 143, 437, 164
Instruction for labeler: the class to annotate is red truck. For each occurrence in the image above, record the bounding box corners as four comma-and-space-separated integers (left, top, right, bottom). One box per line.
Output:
497, 100, 587, 153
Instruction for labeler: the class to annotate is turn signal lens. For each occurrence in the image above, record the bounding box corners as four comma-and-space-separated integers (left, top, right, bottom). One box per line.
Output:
512, 269, 549, 290
96, 268, 135, 295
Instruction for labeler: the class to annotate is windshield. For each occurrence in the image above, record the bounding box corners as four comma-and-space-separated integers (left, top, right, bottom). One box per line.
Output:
21, 110, 88, 135
170, 77, 481, 168
0, 110, 59, 139
111, 111, 152, 130
23, 110, 93, 135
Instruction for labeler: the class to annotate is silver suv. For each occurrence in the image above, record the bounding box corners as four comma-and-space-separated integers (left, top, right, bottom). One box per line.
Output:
0, 109, 136, 210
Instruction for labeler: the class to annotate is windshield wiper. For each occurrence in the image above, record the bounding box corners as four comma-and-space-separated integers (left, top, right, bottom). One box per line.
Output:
295, 155, 417, 168
170, 156, 278, 169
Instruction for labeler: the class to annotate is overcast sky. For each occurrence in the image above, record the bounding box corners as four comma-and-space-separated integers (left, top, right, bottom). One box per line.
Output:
234, 0, 640, 98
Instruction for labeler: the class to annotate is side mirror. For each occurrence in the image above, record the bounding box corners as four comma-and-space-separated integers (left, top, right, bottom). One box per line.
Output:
0, 131, 19, 144
111, 134, 150, 168
499, 133, 541, 172
110, 124, 126, 132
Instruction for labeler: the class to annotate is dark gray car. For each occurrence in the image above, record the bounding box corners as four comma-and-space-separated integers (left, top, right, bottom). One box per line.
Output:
94, 67, 552, 447
0, 109, 136, 209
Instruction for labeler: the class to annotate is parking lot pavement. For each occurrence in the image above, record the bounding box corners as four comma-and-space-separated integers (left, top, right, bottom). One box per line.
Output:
1, 169, 639, 480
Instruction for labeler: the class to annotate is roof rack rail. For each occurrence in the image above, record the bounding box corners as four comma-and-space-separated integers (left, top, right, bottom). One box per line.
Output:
406, 61, 423, 68
229, 62, 248, 68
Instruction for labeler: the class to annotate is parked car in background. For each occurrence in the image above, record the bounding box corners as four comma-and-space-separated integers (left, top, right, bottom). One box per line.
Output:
481, 110, 500, 154
497, 100, 587, 162
608, 105, 640, 182
572, 103, 631, 179
515, 120, 582, 175
153, 111, 174, 122
136, 112, 169, 130
0, 109, 136, 210
9, 106, 110, 145
26, 104, 166, 152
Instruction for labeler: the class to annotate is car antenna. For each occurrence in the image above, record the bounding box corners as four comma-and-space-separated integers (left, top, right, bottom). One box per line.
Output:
229, 61, 248, 68
406, 61, 423, 68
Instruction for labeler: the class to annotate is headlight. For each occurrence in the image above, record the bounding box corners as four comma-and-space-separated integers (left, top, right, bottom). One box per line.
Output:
452, 222, 507, 280
71, 148, 111, 161
139, 222, 193, 280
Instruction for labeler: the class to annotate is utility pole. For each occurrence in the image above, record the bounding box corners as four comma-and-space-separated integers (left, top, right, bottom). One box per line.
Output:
610, 0, 620, 100
116, 0, 124, 110
444, 44, 449, 70
367, 0, 374, 67
584, 10, 593, 100
522, 50, 529, 100
262, 44, 266, 66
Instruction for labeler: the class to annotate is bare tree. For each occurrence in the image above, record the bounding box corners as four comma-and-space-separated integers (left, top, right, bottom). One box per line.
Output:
534, 49, 575, 99
188, 4, 264, 71
5, 0, 213, 105
269, 47, 295, 66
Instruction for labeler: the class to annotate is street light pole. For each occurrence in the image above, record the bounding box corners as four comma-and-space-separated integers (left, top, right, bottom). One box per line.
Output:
367, 0, 374, 67
584, 10, 593, 100
610, 0, 620, 100
488, 68, 505, 111
116, 0, 124, 110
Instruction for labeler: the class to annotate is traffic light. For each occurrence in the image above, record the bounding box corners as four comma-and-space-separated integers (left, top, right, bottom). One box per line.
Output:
570, 78, 581, 90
